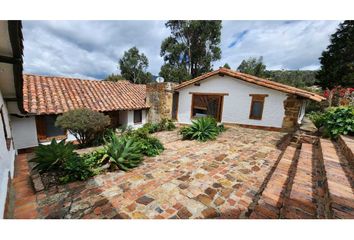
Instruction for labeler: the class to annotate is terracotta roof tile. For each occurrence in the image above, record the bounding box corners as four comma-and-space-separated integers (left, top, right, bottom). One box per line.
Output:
175, 68, 326, 102
23, 74, 149, 115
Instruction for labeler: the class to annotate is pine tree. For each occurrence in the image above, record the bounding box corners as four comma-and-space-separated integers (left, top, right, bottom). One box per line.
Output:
317, 21, 354, 89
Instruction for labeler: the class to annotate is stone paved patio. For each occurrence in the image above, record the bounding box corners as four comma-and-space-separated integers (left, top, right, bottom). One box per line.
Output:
8, 126, 288, 219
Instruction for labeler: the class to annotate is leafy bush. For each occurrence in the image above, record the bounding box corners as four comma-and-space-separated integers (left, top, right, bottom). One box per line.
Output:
158, 118, 176, 131
59, 157, 96, 183
30, 139, 79, 173
308, 112, 326, 128
321, 106, 354, 138
102, 132, 143, 171
179, 117, 224, 142
122, 126, 164, 156
56, 108, 111, 147
142, 123, 160, 133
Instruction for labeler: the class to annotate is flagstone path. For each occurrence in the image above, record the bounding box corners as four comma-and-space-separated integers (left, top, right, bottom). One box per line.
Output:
8, 126, 288, 219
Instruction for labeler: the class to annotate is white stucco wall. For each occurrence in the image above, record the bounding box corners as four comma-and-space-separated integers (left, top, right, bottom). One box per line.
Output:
127, 109, 147, 129
177, 75, 288, 128
0, 92, 16, 218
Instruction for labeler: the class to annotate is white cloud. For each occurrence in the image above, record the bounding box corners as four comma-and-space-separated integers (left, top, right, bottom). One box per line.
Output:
23, 20, 341, 79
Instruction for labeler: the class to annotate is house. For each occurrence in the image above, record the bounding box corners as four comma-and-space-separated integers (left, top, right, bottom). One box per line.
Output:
10, 74, 149, 149
173, 68, 325, 131
0, 20, 24, 218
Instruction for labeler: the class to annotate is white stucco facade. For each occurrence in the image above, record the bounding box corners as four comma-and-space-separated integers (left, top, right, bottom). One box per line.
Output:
126, 109, 147, 129
177, 75, 288, 128
0, 92, 16, 218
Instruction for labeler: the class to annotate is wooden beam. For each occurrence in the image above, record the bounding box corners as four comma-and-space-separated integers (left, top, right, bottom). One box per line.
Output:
189, 92, 229, 96
0, 55, 21, 64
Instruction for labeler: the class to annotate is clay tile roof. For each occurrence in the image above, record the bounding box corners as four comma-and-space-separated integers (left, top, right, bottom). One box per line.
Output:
23, 74, 149, 115
175, 68, 326, 102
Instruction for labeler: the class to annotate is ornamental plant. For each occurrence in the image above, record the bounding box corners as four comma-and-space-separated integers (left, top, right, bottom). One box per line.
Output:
180, 116, 225, 142
321, 106, 354, 139
55, 108, 111, 147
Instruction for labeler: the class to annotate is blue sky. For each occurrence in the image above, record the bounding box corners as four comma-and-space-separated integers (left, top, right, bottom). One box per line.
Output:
22, 20, 341, 80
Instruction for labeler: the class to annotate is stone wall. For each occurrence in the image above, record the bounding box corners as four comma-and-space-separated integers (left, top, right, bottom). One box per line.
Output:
146, 82, 177, 123
282, 94, 304, 132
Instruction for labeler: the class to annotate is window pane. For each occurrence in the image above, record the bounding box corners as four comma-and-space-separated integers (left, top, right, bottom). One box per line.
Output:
251, 101, 263, 119
45, 115, 65, 137
134, 110, 142, 123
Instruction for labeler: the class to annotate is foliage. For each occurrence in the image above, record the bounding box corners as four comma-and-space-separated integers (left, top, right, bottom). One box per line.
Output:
223, 63, 231, 69
104, 73, 126, 82
102, 132, 144, 171
59, 156, 97, 184
55, 108, 111, 147
142, 122, 160, 133
316, 21, 354, 89
30, 139, 79, 173
179, 117, 224, 142
119, 47, 153, 84
308, 112, 326, 129
237, 57, 267, 77
158, 118, 176, 131
321, 106, 354, 138
266, 70, 318, 88
135, 135, 164, 157
159, 20, 222, 83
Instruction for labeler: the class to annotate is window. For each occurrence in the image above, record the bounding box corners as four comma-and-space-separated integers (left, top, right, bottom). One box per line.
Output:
134, 110, 142, 124
191, 93, 225, 122
36, 115, 66, 141
249, 94, 268, 120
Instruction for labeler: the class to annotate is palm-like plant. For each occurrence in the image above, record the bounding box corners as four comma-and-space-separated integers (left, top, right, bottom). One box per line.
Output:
180, 116, 221, 141
30, 139, 79, 173
103, 133, 143, 171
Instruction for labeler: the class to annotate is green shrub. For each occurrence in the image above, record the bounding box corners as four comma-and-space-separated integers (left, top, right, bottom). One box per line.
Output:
321, 106, 354, 139
308, 112, 326, 128
56, 108, 111, 147
103, 132, 144, 171
158, 118, 176, 131
142, 123, 160, 133
135, 135, 164, 157
59, 157, 95, 183
179, 117, 223, 142
30, 139, 79, 173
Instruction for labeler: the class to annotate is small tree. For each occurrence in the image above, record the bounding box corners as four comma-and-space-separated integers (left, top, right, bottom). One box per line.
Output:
56, 108, 111, 147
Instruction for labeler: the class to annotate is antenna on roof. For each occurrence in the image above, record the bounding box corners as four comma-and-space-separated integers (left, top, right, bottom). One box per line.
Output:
156, 76, 164, 83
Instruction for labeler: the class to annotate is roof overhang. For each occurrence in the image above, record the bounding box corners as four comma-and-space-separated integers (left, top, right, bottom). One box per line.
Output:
174, 68, 326, 102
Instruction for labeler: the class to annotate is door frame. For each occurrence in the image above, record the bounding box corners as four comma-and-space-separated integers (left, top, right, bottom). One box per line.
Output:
189, 92, 227, 122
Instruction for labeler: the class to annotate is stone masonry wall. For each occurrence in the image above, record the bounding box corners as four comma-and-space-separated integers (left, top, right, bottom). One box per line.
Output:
282, 94, 304, 132
146, 82, 177, 123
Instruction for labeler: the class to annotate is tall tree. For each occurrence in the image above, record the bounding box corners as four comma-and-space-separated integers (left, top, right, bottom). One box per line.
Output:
317, 20, 354, 89
119, 47, 152, 84
159, 20, 222, 83
237, 56, 267, 77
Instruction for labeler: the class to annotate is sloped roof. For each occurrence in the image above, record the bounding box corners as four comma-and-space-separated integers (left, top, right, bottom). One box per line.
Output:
23, 74, 149, 115
175, 68, 326, 102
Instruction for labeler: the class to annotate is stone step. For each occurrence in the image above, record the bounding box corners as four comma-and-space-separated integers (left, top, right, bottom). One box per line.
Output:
281, 143, 320, 219
249, 145, 298, 218
338, 135, 354, 165
319, 139, 354, 219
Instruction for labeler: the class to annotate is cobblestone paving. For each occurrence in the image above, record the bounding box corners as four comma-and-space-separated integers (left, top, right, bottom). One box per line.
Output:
10, 126, 287, 219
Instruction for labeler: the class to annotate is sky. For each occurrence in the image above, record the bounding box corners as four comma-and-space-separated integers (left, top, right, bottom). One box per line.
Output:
22, 20, 341, 80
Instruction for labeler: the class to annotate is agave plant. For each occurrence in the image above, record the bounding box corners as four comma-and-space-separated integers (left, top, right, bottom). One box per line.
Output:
30, 139, 79, 173
180, 116, 222, 142
103, 133, 143, 171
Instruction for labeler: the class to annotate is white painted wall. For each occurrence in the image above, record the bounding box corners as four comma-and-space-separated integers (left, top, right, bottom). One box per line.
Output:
0, 92, 16, 218
177, 75, 288, 128
127, 109, 147, 129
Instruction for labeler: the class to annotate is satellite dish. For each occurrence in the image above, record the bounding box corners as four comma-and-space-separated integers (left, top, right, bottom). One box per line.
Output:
156, 76, 165, 83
